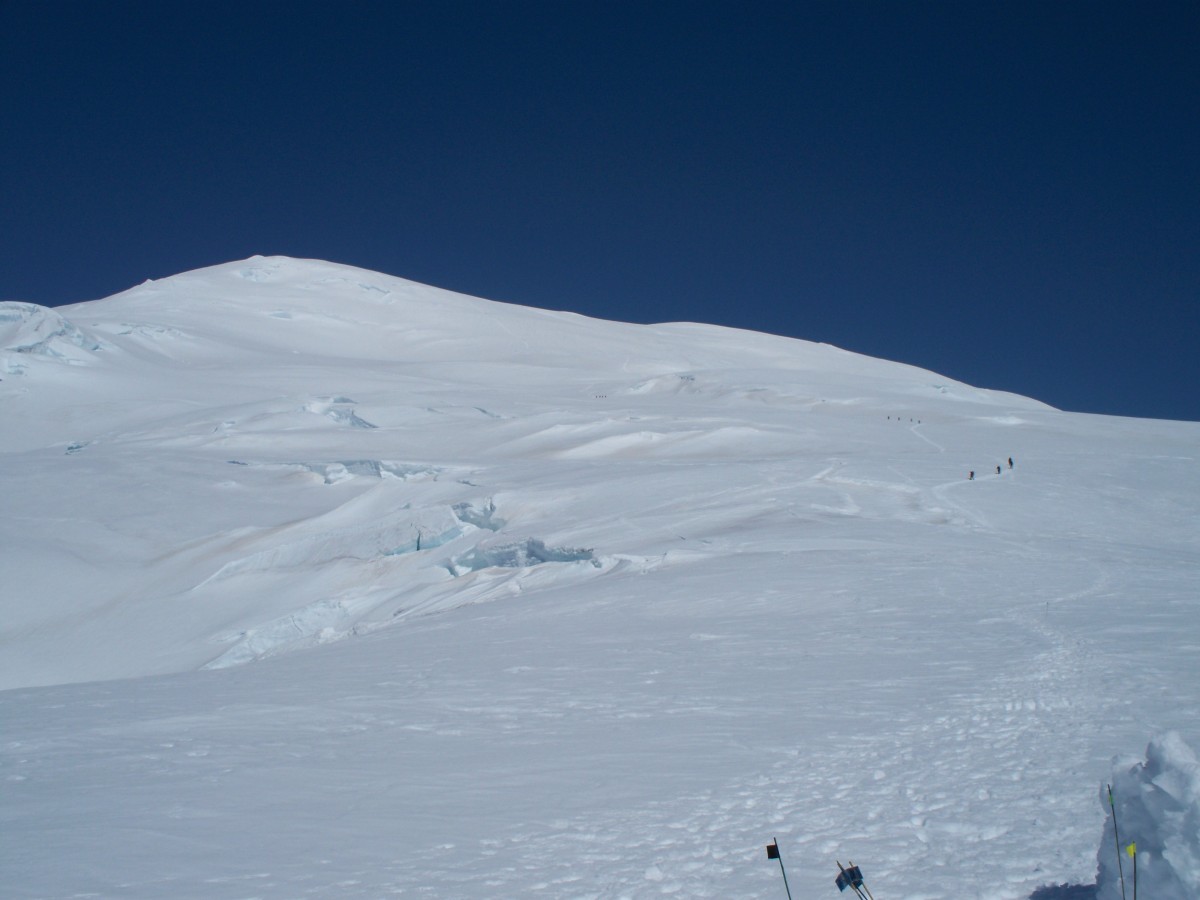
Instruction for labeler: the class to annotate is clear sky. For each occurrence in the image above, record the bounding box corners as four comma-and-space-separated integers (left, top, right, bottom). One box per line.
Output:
3, 1, 1197, 421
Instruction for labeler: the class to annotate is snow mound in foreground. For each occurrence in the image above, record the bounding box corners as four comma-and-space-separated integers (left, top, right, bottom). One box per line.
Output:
1098, 733, 1200, 899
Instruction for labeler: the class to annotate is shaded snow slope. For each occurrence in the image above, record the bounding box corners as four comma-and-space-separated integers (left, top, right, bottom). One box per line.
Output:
1, 257, 1197, 899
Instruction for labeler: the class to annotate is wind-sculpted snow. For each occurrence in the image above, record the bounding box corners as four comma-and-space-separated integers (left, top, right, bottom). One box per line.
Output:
0, 257, 1197, 899
0, 301, 103, 371
227, 458, 439, 484
191, 496, 466, 586
304, 397, 378, 429
176, 486, 607, 668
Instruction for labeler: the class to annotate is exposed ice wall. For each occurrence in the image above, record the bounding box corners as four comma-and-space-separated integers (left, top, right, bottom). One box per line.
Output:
1097, 733, 1200, 900
0, 301, 103, 371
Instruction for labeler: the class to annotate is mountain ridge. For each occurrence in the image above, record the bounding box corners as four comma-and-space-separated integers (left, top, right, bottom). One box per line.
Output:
6, 255, 1053, 411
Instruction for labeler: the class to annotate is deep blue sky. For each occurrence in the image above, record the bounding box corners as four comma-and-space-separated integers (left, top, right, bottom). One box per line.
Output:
3, 2, 1197, 420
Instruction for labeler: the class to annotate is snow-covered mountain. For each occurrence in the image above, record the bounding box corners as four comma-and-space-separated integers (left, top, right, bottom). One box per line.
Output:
2, 257, 1197, 898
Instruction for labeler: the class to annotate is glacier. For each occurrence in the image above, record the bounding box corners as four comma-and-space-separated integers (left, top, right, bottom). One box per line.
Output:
1, 256, 1197, 898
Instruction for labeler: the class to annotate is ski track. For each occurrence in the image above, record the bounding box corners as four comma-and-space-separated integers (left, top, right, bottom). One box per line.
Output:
910, 422, 946, 453
931, 477, 992, 529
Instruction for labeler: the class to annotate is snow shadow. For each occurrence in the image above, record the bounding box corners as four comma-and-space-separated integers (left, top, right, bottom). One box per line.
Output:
446, 538, 596, 576
1027, 884, 1096, 899
226, 458, 439, 484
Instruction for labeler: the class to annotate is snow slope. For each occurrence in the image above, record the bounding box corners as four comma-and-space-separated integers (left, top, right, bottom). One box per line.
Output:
1, 256, 1197, 898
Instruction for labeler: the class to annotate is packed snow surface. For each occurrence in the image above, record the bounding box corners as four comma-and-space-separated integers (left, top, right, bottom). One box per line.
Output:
1, 256, 1197, 898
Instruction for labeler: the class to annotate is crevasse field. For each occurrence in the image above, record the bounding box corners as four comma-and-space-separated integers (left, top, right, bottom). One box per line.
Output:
2, 257, 1197, 899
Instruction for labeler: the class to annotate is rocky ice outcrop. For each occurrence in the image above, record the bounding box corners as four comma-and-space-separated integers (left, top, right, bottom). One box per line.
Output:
1097, 733, 1200, 900
0, 302, 104, 372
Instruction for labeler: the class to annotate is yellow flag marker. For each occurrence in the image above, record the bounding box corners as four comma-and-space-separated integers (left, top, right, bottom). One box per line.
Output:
1126, 842, 1136, 858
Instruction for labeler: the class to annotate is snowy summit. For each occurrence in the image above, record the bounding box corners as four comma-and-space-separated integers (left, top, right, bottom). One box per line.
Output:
1, 256, 1198, 898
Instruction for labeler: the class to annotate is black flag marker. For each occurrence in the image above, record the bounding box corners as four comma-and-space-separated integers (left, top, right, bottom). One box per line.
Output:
836, 860, 875, 900
765, 837, 792, 899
